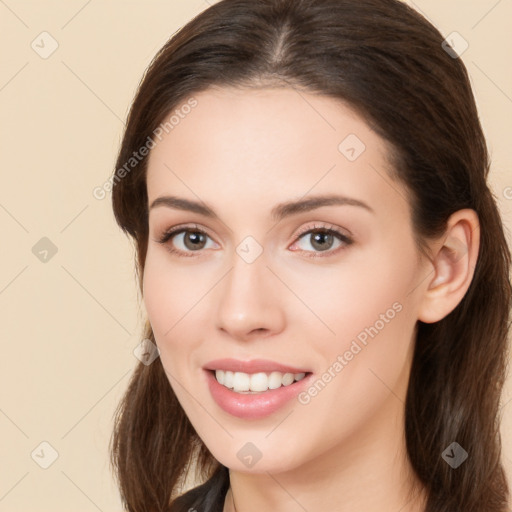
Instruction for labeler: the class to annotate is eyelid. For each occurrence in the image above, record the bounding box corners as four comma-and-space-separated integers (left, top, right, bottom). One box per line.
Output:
156, 223, 212, 244
293, 222, 353, 240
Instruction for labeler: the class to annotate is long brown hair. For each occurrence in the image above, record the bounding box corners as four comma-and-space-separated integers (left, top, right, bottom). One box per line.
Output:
109, 1, 512, 510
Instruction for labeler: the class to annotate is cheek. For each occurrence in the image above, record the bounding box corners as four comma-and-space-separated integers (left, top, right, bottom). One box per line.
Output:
290, 270, 417, 453
315, 250, 419, 391
142, 257, 195, 397
294, 246, 420, 413
142, 256, 174, 336
287, 246, 417, 348
142, 250, 205, 337
142, 249, 220, 378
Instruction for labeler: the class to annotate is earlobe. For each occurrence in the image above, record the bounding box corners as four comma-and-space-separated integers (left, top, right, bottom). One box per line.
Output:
418, 209, 480, 324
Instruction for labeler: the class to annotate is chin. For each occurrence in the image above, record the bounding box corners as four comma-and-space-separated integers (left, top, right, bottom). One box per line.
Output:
209, 443, 300, 475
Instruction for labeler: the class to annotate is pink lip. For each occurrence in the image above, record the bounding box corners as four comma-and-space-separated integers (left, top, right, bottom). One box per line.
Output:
203, 358, 310, 374
204, 369, 313, 419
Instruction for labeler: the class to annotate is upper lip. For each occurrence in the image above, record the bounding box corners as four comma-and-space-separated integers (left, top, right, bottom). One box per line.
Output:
203, 358, 311, 374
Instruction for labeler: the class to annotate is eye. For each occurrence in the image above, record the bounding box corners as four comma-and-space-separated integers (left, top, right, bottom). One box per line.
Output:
155, 222, 353, 258
289, 223, 353, 257
156, 224, 218, 257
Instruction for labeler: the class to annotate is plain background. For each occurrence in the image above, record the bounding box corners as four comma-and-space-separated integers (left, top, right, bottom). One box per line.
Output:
0, 1, 511, 510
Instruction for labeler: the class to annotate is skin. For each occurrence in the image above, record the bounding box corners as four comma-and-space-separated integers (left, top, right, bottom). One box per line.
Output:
143, 86, 480, 512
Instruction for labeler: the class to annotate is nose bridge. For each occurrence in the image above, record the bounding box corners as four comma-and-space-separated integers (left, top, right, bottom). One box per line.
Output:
215, 242, 284, 338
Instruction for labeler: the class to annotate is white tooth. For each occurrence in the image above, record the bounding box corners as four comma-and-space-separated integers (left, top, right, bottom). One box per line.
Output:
250, 372, 269, 392
224, 371, 234, 389
282, 372, 295, 386
268, 371, 284, 389
215, 369, 225, 385
215, 369, 308, 391
233, 371, 250, 392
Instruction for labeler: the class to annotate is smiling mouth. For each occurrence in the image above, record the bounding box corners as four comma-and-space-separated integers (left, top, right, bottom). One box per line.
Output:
207, 369, 312, 393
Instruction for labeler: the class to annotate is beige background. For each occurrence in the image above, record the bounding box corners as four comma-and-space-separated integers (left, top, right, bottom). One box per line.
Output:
0, 1, 511, 510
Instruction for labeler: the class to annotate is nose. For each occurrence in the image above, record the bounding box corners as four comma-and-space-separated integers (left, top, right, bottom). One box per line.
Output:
215, 250, 286, 342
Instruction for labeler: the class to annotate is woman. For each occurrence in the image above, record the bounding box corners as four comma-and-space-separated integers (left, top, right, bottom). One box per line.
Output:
109, 0, 512, 511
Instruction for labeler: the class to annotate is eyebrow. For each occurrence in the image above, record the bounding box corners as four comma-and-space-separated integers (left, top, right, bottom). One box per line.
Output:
149, 194, 374, 221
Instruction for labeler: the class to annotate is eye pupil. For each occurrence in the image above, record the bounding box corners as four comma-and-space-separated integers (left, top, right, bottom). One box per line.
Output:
184, 231, 206, 250
311, 231, 333, 251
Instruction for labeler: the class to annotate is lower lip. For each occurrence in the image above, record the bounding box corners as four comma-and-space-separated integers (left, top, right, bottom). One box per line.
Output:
204, 370, 313, 420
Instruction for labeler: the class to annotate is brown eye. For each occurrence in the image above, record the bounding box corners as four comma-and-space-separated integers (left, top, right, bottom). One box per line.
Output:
157, 225, 219, 256
290, 225, 353, 258
182, 231, 208, 250
308, 231, 336, 251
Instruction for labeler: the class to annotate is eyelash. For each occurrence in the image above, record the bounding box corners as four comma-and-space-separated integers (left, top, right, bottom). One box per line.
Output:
155, 222, 354, 259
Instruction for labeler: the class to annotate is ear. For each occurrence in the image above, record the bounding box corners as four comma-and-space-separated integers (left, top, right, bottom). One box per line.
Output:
417, 209, 480, 324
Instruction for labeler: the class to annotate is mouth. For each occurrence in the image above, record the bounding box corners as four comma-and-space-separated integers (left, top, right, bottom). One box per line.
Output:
206, 368, 312, 394
202, 358, 314, 418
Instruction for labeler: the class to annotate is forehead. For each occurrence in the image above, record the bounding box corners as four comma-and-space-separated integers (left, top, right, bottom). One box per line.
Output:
146, 86, 408, 221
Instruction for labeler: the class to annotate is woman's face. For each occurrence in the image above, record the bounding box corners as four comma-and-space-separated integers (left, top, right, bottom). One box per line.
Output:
143, 86, 431, 473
